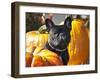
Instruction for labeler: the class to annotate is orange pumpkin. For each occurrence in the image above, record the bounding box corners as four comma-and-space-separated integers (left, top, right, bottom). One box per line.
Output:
26, 31, 49, 53
68, 19, 89, 65
31, 46, 63, 67
25, 52, 33, 67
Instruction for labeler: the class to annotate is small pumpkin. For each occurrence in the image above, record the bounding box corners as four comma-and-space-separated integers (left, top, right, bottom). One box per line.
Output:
25, 52, 33, 67
26, 31, 49, 53
31, 46, 63, 67
68, 19, 89, 65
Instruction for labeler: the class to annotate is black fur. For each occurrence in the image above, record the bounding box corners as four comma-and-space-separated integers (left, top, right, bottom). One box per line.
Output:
45, 16, 72, 65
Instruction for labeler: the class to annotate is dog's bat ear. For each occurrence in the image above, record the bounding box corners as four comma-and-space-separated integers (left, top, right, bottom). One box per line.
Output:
64, 16, 72, 30
45, 19, 54, 31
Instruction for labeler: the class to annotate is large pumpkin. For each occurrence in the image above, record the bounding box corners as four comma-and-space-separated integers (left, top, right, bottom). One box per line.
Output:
31, 46, 63, 67
68, 19, 89, 65
26, 31, 48, 53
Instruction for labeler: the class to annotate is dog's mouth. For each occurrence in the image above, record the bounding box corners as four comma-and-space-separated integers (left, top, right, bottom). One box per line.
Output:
48, 42, 67, 52
48, 37, 68, 51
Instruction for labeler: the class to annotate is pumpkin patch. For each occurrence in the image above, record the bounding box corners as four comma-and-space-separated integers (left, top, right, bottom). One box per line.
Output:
25, 19, 89, 67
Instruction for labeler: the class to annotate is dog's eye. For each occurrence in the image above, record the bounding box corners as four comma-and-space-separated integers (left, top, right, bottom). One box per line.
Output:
55, 34, 59, 37
54, 32, 57, 34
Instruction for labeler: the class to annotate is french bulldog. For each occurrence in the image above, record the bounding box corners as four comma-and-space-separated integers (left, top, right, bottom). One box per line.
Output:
45, 16, 72, 65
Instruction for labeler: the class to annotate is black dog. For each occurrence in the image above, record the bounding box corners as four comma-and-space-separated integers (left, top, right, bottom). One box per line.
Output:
45, 16, 72, 65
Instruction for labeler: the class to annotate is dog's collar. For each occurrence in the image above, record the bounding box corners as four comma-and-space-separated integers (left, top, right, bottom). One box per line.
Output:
48, 42, 67, 52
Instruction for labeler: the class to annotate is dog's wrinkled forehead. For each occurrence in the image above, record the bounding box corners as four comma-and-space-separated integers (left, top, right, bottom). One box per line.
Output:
49, 26, 67, 34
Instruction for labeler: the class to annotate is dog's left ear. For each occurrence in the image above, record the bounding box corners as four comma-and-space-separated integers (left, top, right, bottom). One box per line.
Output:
45, 19, 54, 31
64, 16, 72, 30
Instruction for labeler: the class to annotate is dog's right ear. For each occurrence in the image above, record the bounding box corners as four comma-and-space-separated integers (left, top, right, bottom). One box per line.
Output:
64, 16, 72, 30
45, 19, 54, 31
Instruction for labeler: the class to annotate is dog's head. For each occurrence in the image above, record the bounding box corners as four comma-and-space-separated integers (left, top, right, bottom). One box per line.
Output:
45, 16, 72, 51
